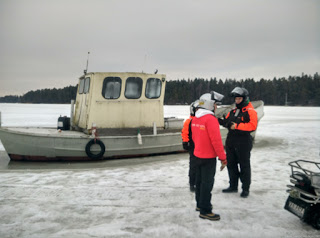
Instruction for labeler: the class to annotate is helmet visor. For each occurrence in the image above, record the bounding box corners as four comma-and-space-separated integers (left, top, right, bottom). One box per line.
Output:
211, 91, 224, 104
230, 87, 248, 97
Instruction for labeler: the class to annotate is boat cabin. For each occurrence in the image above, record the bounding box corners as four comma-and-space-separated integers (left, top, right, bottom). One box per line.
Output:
72, 72, 167, 132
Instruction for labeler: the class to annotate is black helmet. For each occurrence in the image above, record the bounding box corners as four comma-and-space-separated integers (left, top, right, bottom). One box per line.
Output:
230, 87, 249, 108
230, 87, 249, 98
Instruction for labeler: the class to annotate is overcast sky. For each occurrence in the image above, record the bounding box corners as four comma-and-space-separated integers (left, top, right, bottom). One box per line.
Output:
0, 0, 319, 97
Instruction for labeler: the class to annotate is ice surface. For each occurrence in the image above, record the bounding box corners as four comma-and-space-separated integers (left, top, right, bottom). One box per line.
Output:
0, 103, 319, 238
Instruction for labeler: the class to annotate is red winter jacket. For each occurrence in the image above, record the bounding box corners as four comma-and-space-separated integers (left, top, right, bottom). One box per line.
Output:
191, 109, 226, 161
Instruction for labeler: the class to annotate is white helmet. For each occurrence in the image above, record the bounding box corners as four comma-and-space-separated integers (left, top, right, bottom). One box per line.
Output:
190, 100, 199, 116
198, 91, 224, 111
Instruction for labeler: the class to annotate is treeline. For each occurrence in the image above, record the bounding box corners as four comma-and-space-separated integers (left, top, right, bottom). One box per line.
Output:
165, 73, 320, 106
0, 86, 77, 104
0, 73, 319, 106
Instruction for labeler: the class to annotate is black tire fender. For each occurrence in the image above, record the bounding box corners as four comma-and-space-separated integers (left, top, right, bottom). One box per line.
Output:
85, 139, 105, 159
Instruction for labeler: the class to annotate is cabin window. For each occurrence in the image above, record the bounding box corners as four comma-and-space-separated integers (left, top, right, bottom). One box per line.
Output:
125, 77, 143, 99
79, 78, 85, 94
145, 78, 162, 99
83, 77, 90, 93
102, 77, 122, 99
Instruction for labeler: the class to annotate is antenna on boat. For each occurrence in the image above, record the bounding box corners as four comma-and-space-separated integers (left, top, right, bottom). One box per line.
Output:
84, 51, 90, 75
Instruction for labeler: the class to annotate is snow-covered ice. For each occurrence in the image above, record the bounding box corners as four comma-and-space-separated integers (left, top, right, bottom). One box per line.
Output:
0, 104, 319, 238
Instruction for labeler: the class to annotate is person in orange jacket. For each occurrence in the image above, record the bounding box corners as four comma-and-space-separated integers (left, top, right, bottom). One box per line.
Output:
191, 91, 227, 221
181, 100, 199, 192
218, 87, 257, 198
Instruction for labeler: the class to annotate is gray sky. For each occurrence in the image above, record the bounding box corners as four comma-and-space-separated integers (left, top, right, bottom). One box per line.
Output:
0, 0, 319, 97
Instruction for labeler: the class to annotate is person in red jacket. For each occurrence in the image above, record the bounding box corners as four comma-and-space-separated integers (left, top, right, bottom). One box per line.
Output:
218, 87, 257, 198
181, 100, 199, 192
191, 91, 227, 221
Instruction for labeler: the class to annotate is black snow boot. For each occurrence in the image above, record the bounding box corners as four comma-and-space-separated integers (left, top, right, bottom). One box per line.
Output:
240, 190, 249, 198
199, 213, 220, 221
222, 187, 238, 193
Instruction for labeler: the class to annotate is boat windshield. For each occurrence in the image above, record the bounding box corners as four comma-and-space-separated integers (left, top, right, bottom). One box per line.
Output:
79, 77, 90, 94
79, 78, 85, 94
83, 77, 90, 93
145, 78, 161, 99
125, 77, 142, 99
102, 77, 122, 99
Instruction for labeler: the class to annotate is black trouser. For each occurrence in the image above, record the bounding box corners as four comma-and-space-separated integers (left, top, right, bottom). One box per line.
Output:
195, 158, 217, 214
189, 152, 197, 186
225, 135, 253, 191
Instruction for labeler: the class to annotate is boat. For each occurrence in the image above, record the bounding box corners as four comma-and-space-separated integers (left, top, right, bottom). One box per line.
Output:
0, 71, 264, 161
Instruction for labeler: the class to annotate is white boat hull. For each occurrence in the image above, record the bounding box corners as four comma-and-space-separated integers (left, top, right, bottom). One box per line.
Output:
0, 127, 188, 161
0, 101, 263, 161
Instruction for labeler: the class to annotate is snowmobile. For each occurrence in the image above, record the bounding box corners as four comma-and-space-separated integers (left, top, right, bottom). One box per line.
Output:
284, 160, 320, 229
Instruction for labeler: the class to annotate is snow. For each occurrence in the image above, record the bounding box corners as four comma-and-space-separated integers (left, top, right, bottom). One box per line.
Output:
0, 104, 320, 238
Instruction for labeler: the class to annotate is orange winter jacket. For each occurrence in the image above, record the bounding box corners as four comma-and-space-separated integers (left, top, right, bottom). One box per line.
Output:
181, 116, 194, 142
225, 102, 257, 133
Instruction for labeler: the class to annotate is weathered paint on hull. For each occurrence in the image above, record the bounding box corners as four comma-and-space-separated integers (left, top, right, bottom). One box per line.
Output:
0, 127, 190, 161
0, 127, 228, 162
0, 101, 263, 162
7, 151, 187, 162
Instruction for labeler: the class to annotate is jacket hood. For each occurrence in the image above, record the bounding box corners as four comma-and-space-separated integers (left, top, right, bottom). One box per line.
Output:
195, 108, 214, 118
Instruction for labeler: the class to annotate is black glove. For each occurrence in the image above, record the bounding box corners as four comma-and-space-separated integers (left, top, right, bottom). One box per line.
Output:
226, 121, 233, 129
182, 142, 189, 151
234, 117, 242, 124
219, 115, 232, 128
218, 117, 224, 126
